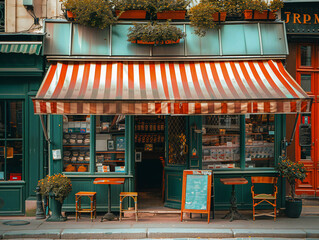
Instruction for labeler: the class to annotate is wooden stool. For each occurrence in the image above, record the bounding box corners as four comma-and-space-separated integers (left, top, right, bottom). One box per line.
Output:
119, 192, 138, 221
75, 192, 96, 222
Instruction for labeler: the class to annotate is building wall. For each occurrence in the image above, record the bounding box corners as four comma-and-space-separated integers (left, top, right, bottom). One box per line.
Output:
5, 0, 63, 32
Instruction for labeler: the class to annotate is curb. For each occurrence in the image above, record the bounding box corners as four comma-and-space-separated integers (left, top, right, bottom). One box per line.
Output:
1, 228, 319, 239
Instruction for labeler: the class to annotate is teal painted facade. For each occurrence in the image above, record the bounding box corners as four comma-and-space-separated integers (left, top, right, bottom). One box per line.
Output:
0, 34, 45, 215
46, 114, 286, 212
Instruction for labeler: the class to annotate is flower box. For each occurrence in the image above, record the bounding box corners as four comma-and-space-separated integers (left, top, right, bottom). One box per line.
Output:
132, 39, 181, 45
156, 10, 186, 20
212, 12, 227, 22
244, 10, 276, 20
115, 10, 147, 19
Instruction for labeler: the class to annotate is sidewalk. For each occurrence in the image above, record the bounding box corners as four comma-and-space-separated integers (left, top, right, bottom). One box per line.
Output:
0, 202, 319, 239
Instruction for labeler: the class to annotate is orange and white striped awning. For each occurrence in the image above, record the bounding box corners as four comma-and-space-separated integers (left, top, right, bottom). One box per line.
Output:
33, 60, 312, 115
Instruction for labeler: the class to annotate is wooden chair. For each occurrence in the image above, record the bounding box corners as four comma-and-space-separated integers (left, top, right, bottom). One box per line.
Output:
251, 176, 278, 221
75, 192, 97, 222
119, 192, 138, 221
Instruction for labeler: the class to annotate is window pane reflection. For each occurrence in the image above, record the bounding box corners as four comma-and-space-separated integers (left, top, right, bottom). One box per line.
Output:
6, 101, 23, 138
300, 74, 312, 92
300, 46, 312, 66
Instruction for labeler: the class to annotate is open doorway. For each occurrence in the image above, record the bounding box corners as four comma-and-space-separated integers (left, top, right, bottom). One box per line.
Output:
135, 116, 165, 210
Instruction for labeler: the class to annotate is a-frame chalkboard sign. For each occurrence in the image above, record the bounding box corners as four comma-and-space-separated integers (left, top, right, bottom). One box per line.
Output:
181, 170, 212, 223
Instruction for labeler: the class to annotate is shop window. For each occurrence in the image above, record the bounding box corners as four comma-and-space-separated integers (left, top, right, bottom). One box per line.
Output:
300, 74, 312, 92
300, 45, 312, 67
168, 116, 187, 165
202, 115, 240, 169
0, 100, 23, 181
300, 114, 311, 160
245, 114, 275, 168
95, 115, 125, 173
63, 115, 90, 173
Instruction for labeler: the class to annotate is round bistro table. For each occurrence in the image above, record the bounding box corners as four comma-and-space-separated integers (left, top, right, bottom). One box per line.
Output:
93, 178, 125, 221
220, 177, 248, 222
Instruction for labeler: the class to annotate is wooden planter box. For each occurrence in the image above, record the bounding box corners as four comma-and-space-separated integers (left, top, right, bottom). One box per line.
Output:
212, 12, 227, 22
156, 10, 186, 20
131, 39, 181, 45
116, 10, 147, 19
244, 10, 276, 20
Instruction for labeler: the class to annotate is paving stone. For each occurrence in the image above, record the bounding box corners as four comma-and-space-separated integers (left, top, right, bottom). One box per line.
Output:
147, 228, 233, 238
2, 229, 61, 239
61, 228, 146, 239
232, 229, 306, 238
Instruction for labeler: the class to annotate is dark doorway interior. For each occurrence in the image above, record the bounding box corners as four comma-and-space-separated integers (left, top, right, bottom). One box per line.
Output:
135, 116, 165, 209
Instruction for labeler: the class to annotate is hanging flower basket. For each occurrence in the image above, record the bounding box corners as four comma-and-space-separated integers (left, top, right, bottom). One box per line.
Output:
132, 39, 181, 45
244, 10, 276, 20
115, 10, 147, 19
156, 10, 186, 20
212, 12, 227, 22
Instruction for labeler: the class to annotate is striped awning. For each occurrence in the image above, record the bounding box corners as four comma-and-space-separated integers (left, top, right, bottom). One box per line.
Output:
0, 42, 42, 55
33, 60, 312, 115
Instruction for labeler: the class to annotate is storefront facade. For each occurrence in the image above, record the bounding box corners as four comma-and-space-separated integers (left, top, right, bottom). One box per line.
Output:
0, 33, 45, 215
32, 19, 311, 213
283, 0, 319, 197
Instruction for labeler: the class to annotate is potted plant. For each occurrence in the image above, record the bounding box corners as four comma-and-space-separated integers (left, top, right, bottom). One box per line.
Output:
127, 22, 185, 45
38, 174, 72, 222
210, 0, 228, 22
155, 0, 191, 20
223, 0, 245, 20
62, 0, 117, 29
243, 0, 283, 20
188, 2, 217, 37
113, 0, 148, 19
276, 158, 307, 218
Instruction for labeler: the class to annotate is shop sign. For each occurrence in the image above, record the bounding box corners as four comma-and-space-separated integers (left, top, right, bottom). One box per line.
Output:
299, 124, 311, 147
282, 3, 319, 34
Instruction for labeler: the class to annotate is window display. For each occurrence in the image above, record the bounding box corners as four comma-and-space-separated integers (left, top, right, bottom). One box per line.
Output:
0, 101, 23, 181
245, 114, 275, 168
202, 115, 240, 169
95, 115, 125, 173
63, 115, 90, 172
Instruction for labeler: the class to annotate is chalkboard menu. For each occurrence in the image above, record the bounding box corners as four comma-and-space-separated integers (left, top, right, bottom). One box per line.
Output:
299, 124, 311, 147
181, 170, 212, 223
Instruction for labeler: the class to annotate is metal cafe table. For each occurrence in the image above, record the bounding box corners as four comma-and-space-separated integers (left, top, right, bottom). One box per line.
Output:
93, 178, 125, 221
220, 178, 248, 222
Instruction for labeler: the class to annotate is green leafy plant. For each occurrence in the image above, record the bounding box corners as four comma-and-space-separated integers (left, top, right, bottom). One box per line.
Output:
127, 22, 185, 44
243, 0, 268, 12
62, 0, 117, 29
188, 2, 217, 37
112, 0, 149, 11
276, 158, 307, 202
154, 0, 191, 12
38, 174, 72, 203
269, 0, 284, 11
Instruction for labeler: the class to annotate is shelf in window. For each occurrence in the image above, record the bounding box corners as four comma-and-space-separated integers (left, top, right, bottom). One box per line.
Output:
246, 132, 271, 135
63, 145, 90, 147
202, 145, 240, 149
203, 134, 239, 137
63, 132, 90, 135
203, 125, 239, 129
96, 151, 124, 153
64, 162, 90, 165
250, 158, 272, 161
102, 160, 125, 163
202, 159, 239, 162
135, 131, 164, 134
245, 143, 273, 147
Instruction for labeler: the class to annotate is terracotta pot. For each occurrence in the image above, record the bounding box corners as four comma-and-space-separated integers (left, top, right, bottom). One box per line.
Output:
156, 10, 186, 20
212, 12, 227, 22
132, 39, 181, 45
66, 11, 75, 20
116, 10, 147, 19
244, 10, 276, 20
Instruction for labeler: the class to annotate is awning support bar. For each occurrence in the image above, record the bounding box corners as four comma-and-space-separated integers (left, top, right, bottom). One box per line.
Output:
288, 112, 300, 147
39, 115, 50, 143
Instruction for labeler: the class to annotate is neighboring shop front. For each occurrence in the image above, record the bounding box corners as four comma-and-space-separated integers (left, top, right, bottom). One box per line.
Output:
0, 33, 45, 215
33, 20, 311, 213
283, 0, 319, 197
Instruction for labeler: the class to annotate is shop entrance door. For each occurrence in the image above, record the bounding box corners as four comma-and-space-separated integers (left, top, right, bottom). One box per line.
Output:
134, 116, 165, 209
164, 116, 188, 209
295, 43, 319, 196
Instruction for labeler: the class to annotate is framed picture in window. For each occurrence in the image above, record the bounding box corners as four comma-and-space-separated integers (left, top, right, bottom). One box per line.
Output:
116, 136, 125, 151
107, 140, 115, 150
135, 152, 142, 162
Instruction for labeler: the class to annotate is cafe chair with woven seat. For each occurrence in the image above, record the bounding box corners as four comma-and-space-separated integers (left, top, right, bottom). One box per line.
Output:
251, 176, 278, 221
